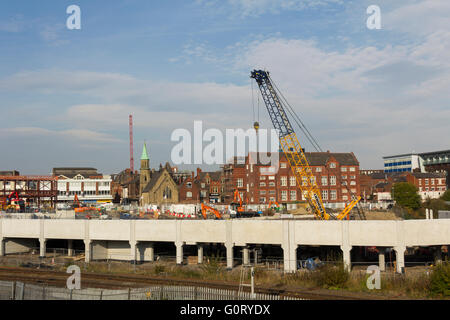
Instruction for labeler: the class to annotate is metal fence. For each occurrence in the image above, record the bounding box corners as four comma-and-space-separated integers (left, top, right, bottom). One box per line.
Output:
0, 280, 302, 300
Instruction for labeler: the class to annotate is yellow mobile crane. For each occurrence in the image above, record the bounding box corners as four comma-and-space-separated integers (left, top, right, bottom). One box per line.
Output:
250, 70, 360, 220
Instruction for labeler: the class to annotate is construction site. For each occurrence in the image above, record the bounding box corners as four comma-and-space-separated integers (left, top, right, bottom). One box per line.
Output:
0, 70, 449, 301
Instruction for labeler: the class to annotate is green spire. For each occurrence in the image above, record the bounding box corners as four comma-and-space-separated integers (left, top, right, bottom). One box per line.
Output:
141, 142, 149, 160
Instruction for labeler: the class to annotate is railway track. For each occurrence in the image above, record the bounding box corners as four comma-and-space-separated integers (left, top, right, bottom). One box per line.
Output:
0, 266, 383, 300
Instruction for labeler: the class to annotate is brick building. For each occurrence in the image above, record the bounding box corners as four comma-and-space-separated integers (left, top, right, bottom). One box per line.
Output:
178, 169, 225, 204
406, 172, 447, 200
223, 151, 360, 209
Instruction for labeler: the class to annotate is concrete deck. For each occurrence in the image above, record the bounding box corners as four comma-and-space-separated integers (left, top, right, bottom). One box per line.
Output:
0, 219, 449, 273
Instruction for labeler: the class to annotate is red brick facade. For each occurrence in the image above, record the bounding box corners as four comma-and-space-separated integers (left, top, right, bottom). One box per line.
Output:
223, 152, 360, 206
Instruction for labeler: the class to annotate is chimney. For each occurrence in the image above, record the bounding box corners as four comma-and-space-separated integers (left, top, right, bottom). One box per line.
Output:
197, 168, 202, 178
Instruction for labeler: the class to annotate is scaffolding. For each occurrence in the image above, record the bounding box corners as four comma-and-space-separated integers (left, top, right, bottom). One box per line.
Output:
0, 175, 58, 210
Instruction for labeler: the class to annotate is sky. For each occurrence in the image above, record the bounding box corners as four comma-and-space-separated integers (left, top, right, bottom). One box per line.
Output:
0, 0, 449, 174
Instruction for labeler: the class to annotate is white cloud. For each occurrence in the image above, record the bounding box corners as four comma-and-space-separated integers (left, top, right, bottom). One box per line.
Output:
384, 0, 450, 36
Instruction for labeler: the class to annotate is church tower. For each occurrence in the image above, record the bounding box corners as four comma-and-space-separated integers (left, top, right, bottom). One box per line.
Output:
140, 142, 150, 194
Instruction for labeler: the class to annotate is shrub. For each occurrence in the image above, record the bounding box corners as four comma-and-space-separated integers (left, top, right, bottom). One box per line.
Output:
153, 264, 166, 274
312, 263, 349, 289
200, 254, 224, 277
429, 263, 450, 297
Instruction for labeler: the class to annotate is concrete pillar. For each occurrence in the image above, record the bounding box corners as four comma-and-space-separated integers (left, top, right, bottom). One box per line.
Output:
340, 245, 352, 272
0, 238, 4, 257
130, 241, 137, 262
394, 246, 406, 273
226, 244, 234, 270
435, 246, 443, 265
176, 242, 183, 265
243, 246, 250, 266
68, 240, 74, 257
282, 244, 297, 272
39, 239, 46, 258
378, 248, 386, 272
148, 243, 155, 262
197, 244, 203, 264
84, 240, 91, 263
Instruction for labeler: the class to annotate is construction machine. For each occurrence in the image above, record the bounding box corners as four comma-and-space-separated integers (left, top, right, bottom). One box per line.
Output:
73, 194, 101, 216
229, 189, 261, 218
250, 70, 360, 220
201, 203, 222, 219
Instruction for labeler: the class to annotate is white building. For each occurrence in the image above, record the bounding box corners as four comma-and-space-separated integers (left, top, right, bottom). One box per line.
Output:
383, 153, 424, 173
53, 168, 112, 205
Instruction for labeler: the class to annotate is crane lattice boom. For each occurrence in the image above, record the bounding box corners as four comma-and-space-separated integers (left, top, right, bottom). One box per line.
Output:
250, 70, 332, 220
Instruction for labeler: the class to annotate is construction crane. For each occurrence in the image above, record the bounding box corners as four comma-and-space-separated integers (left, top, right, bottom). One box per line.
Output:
201, 203, 222, 219
250, 70, 360, 220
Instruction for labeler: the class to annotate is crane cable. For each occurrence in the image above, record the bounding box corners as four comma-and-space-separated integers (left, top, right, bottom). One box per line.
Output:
268, 73, 323, 153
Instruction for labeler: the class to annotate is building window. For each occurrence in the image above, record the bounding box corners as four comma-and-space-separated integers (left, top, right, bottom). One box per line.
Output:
281, 162, 287, 168
330, 176, 336, 186
260, 190, 266, 195
201, 183, 205, 188
259, 197, 266, 203
290, 190, 297, 201
200, 191, 207, 197
269, 182, 275, 187
351, 188, 356, 193
302, 176, 307, 186
349, 167, 356, 172
350, 175, 356, 180
281, 190, 287, 201
321, 176, 328, 186
260, 182, 266, 187
289, 176, 296, 186
269, 190, 276, 195
186, 192, 192, 198
237, 178, 243, 187
342, 188, 348, 193
260, 176, 266, 180
342, 175, 347, 180
269, 197, 276, 202
315, 167, 322, 172
329, 163, 336, 169
341, 167, 347, 172
322, 190, 328, 200
268, 176, 275, 180
310, 176, 316, 185
350, 181, 356, 186
281, 176, 287, 186
330, 190, 337, 200
343, 195, 348, 201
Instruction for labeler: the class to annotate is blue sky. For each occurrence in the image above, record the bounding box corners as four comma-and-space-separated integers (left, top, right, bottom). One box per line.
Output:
0, 0, 449, 174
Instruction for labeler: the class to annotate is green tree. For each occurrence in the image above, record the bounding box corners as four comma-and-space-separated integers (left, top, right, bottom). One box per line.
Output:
392, 182, 421, 210
441, 190, 450, 201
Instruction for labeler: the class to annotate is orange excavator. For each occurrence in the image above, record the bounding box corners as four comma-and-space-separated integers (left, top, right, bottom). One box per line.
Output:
73, 194, 101, 215
201, 203, 222, 219
232, 189, 245, 213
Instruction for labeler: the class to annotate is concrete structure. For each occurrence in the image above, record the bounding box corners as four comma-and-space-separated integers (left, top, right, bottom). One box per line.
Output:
0, 219, 449, 274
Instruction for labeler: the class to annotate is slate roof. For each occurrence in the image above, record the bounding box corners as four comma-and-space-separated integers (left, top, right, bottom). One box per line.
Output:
52, 168, 101, 178
247, 152, 359, 166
